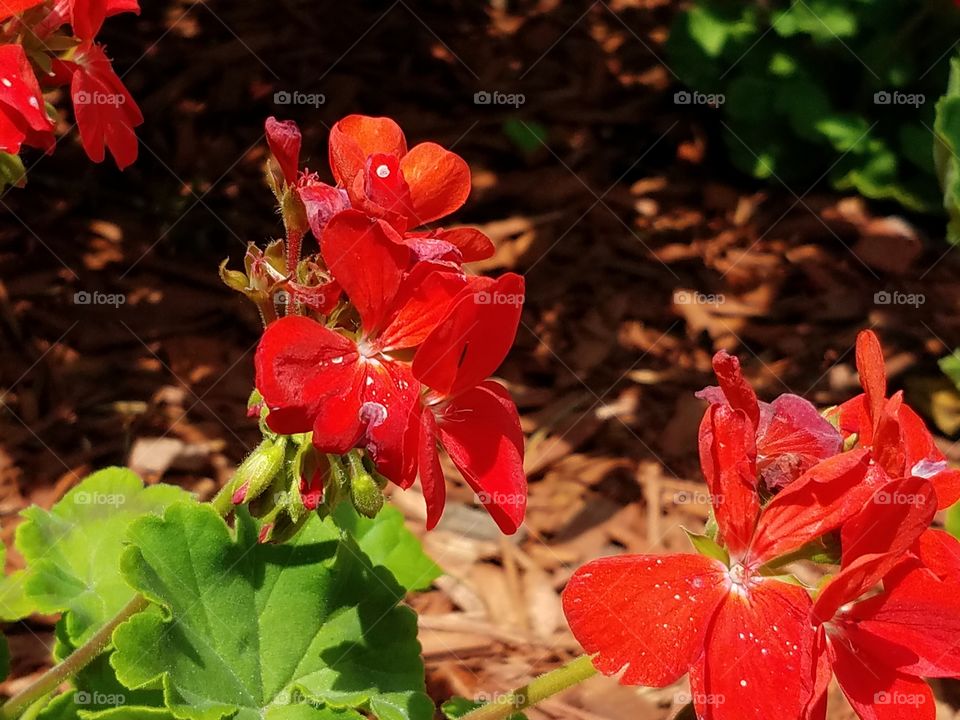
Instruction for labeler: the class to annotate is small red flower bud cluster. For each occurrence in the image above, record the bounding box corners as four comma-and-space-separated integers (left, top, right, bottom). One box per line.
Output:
254, 115, 526, 534
563, 330, 960, 720
0, 0, 143, 172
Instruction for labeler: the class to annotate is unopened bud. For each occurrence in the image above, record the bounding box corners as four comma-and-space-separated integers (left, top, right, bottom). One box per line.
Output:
345, 452, 383, 518
231, 438, 286, 505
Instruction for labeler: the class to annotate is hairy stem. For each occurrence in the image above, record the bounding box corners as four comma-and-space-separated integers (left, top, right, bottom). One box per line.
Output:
0, 484, 237, 720
460, 655, 598, 720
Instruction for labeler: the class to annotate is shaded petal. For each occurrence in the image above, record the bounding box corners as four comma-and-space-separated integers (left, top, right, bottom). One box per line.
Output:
376, 262, 467, 351
299, 181, 349, 240
748, 450, 876, 566
437, 381, 525, 534
692, 578, 813, 720
856, 329, 887, 430
320, 210, 409, 334
399, 141, 471, 228
562, 553, 728, 687
265, 116, 301, 185
757, 394, 842, 489
413, 273, 524, 396
361, 359, 420, 490
417, 406, 445, 530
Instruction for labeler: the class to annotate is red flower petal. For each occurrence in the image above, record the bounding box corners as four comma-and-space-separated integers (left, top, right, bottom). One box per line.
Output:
265, 116, 301, 185
69, 0, 107, 41
328, 114, 406, 187
412, 273, 524, 396
709, 351, 760, 428
417, 405, 445, 530
320, 210, 409, 334
748, 450, 875, 565
0, 0, 46, 20
562, 553, 728, 687
299, 181, 349, 240
699, 404, 758, 558
813, 478, 936, 621
898, 404, 960, 509
361, 359, 420, 490
398, 141, 471, 228
691, 579, 814, 720
855, 329, 887, 432
431, 227, 495, 262
376, 262, 467, 351
0, 45, 54, 154
71, 45, 143, 169
437, 380, 526, 534
254, 316, 358, 435
829, 632, 935, 720
840, 568, 960, 678
756, 394, 841, 489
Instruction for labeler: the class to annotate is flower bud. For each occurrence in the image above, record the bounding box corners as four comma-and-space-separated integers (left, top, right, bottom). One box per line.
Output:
345, 452, 383, 519
231, 438, 286, 505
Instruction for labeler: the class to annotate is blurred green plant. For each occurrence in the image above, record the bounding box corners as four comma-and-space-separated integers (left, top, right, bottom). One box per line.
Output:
667, 0, 960, 213
934, 55, 960, 243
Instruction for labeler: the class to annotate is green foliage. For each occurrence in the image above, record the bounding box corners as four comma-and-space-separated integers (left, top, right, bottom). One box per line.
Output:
0, 537, 34, 622
111, 503, 434, 720
667, 0, 960, 212
14, 468, 192, 645
935, 56, 960, 244
441, 697, 527, 720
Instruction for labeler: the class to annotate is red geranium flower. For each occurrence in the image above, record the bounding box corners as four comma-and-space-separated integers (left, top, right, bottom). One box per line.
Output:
0, 44, 54, 155
562, 394, 885, 719
411, 273, 526, 534
255, 209, 473, 486
807, 479, 960, 720
64, 44, 143, 169
697, 351, 841, 490
832, 330, 960, 508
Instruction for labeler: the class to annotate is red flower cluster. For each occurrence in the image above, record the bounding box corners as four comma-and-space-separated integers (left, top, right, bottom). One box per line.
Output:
254, 115, 526, 533
562, 330, 960, 720
0, 0, 142, 170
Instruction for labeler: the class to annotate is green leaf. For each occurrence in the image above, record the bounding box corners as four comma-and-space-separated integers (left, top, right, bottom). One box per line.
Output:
773, 0, 858, 41
0, 152, 26, 189
683, 529, 729, 565
947, 501, 960, 540
936, 56, 960, 244
328, 504, 441, 592
441, 697, 527, 720
0, 536, 34, 621
112, 503, 433, 720
941, 350, 960, 390
15, 468, 192, 644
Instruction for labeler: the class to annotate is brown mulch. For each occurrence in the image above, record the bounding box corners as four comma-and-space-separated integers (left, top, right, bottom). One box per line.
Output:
2, 0, 960, 717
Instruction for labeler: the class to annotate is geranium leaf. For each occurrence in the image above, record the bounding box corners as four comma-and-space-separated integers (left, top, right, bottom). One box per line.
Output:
111, 503, 432, 720
0, 537, 33, 621
328, 504, 441, 592
15, 467, 192, 644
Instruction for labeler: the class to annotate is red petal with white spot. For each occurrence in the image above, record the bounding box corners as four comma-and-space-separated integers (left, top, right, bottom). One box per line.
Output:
328, 114, 406, 187
562, 553, 728, 687
0, 45, 54, 154
361, 359, 420, 490
437, 381, 526, 534
691, 578, 813, 720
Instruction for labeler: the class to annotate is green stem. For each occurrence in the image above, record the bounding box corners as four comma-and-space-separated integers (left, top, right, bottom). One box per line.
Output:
0, 484, 237, 720
0, 595, 148, 720
460, 655, 598, 720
